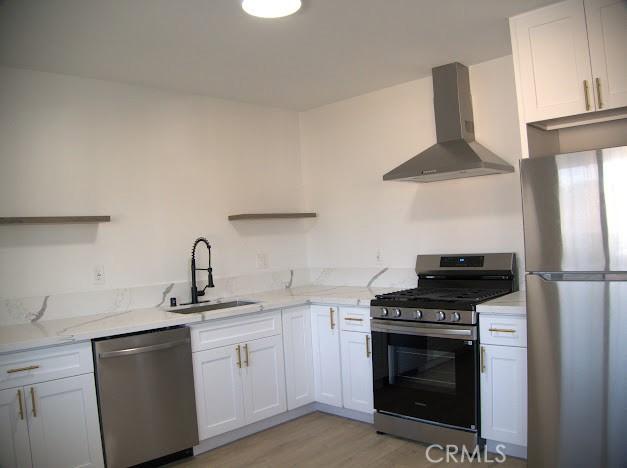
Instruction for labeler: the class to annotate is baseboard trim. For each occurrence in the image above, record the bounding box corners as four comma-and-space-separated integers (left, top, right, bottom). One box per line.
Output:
313, 403, 374, 424
193, 403, 374, 455
485, 439, 527, 460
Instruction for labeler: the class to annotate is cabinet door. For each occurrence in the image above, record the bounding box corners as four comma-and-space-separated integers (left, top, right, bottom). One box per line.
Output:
311, 306, 343, 407
282, 307, 315, 410
511, 0, 594, 121
480, 344, 528, 446
585, 0, 627, 110
340, 332, 373, 414
242, 335, 287, 424
27, 374, 104, 468
193, 345, 246, 440
0, 387, 32, 468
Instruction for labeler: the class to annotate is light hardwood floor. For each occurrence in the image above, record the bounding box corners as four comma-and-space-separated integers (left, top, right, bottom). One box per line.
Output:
172, 412, 527, 467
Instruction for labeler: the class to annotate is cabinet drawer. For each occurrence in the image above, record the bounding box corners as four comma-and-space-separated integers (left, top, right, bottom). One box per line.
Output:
480, 315, 527, 347
0, 342, 94, 390
190, 311, 282, 352
339, 307, 371, 333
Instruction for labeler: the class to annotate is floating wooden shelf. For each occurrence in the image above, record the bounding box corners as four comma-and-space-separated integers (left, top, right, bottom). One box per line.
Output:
228, 212, 317, 221
0, 216, 111, 225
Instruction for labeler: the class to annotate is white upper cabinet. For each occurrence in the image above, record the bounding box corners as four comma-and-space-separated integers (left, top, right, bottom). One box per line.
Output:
585, 0, 627, 110
241, 335, 287, 424
311, 306, 343, 407
282, 306, 315, 410
511, 0, 594, 122
0, 387, 32, 468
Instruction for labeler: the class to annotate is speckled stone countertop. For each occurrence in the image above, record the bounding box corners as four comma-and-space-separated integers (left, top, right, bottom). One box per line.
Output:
476, 291, 526, 316
0, 285, 392, 354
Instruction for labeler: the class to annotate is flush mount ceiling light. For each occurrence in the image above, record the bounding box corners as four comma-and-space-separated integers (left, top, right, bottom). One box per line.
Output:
241, 0, 302, 18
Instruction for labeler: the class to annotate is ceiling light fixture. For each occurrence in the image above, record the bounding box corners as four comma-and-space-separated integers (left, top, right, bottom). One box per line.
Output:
241, 0, 302, 18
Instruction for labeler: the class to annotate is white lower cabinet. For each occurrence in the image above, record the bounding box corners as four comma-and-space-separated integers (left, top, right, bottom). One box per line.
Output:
282, 306, 315, 410
0, 387, 32, 468
193, 344, 246, 440
480, 343, 528, 446
311, 305, 343, 407
242, 335, 287, 424
340, 331, 373, 413
191, 314, 287, 441
0, 343, 103, 468
27, 374, 103, 468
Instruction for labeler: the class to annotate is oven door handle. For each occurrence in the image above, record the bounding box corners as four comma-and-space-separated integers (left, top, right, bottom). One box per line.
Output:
371, 320, 477, 341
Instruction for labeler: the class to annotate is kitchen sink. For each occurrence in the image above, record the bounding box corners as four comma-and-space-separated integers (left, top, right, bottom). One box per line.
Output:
169, 300, 258, 314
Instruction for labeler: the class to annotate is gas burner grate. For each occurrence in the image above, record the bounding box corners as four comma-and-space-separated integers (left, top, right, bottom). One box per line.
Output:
375, 287, 510, 303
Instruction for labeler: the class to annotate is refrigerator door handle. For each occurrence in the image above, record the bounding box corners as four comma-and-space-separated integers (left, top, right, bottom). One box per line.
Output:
532, 272, 627, 281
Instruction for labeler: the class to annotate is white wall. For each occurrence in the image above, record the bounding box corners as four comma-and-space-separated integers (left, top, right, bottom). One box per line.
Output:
299, 56, 525, 276
0, 67, 308, 299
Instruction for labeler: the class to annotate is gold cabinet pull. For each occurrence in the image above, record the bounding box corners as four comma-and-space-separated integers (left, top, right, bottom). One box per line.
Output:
329, 308, 335, 330
30, 387, 37, 417
488, 328, 516, 333
17, 389, 24, 420
596, 77, 603, 109
584, 80, 591, 110
365, 335, 371, 358
345, 317, 363, 322
480, 346, 486, 373
236, 345, 242, 368
243, 344, 249, 367
7, 365, 40, 374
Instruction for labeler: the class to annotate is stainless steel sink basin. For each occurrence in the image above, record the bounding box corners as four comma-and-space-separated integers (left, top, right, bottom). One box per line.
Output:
169, 300, 257, 314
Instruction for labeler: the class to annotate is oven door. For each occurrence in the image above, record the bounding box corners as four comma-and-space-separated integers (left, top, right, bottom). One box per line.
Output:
371, 319, 478, 430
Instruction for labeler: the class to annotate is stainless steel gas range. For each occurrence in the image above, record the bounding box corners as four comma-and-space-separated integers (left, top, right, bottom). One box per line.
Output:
370, 253, 516, 447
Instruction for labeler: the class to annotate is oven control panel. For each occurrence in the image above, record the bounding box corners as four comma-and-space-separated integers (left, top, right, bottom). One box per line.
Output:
370, 306, 476, 325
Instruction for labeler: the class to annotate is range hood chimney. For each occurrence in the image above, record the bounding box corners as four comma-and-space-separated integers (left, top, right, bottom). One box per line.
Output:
383, 62, 514, 182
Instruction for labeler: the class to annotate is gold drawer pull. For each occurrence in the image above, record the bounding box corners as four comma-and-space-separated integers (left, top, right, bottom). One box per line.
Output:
17, 389, 24, 420
584, 80, 591, 111
481, 346, 486, 373
30, 387, 37, 418
596, 77, 603, 109
365, 335, 371, 358
329, 308, 335, 330
243, 344, 249, 367
488, 328, 516, 333
236, 345, 242, 368
7, 365, 40, 374
345, 317, 364, 322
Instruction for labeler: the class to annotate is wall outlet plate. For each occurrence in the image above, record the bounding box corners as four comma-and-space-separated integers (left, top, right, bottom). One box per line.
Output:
256, 253, 269, 270
93, 265, 106, 285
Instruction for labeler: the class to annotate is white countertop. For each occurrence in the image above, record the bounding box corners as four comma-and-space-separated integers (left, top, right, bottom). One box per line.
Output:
0, 285, 391, 354
476, 291, 526, 316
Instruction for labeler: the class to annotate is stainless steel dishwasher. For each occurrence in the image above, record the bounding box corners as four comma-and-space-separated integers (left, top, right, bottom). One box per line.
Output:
94, 327, 198, 468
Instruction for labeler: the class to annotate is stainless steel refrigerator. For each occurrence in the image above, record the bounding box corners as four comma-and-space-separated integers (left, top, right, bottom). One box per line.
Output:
520, 145, 627, 468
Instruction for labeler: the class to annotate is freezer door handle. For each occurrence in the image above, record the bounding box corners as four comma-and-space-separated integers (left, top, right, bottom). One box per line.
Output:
98, 338, 190, 358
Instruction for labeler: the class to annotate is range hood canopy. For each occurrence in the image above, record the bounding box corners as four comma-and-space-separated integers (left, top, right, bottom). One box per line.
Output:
383, 62, 514, 182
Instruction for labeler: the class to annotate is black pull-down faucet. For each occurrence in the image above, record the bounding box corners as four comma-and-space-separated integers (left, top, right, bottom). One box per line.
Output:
191, 237, 215, 304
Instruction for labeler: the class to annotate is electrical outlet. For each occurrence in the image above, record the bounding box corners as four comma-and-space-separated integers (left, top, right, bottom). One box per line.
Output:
256, 253, 269, 270
93, 265, 106, 285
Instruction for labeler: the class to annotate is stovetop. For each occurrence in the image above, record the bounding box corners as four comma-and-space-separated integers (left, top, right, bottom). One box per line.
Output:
374, 287, 509, 306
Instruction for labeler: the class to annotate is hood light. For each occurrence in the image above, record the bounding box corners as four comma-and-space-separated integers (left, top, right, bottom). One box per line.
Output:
242, 0, 301, 18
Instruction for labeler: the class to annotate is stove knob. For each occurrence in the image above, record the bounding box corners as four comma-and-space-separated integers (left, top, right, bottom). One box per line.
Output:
451, 312, 461, 322
415, 310, 423, 319
394, 308, 402, 318
436, 311, 446, 321
381, 308, 389, 317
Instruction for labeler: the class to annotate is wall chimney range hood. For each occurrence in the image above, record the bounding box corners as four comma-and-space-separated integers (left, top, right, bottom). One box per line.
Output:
383, 62, 514, 182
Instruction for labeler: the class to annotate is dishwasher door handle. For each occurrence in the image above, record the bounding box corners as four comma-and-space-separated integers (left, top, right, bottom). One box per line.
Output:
98, 338, 190, 358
